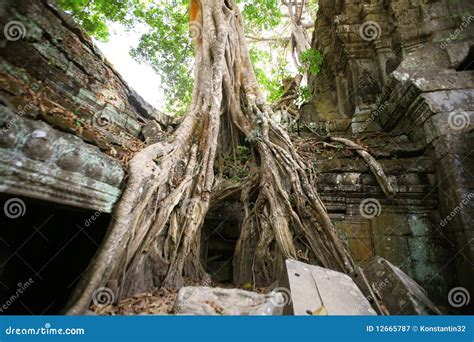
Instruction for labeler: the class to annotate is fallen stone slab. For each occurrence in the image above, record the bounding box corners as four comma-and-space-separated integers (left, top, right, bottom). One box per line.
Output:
278, 259, 377, 315
363, 256, 442, 315
174, 286, 282, 315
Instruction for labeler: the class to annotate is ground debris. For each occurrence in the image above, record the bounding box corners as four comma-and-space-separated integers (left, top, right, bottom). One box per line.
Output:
90, 288, 178, 315
89, 283, 267, 316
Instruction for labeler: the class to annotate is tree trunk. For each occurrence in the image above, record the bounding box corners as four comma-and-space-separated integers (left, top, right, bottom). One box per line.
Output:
282, 0, 312, 67
64, 0, 354, 315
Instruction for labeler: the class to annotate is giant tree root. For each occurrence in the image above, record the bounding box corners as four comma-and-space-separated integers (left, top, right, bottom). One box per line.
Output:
64, 0, 355, 315
327, 137, 396, 198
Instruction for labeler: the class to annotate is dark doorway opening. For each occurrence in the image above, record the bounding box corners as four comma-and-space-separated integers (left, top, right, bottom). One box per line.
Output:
0, 194, 109, 314
201, 200, 242, 284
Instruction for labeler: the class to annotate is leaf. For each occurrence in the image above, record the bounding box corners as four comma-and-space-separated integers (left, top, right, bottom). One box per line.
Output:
313, 306, 328, 315
300, 49, 324, 76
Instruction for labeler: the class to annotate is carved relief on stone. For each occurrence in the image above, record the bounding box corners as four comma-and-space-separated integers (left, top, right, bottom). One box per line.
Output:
0, 105, 124, 212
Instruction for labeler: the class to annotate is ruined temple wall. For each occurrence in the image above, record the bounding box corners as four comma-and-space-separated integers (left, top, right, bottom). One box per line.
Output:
0, 0, 170, 212
307, 0, 474, 310
309, 0, 473, 119
0, 0, 176, 312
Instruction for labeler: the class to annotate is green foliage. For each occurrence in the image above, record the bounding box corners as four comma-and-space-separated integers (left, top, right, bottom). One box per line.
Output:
236, 145, 250, 159
129, 1, 193, 116
59, 0, 194, 115
249, 48, 290, 103
57, 0, 144, 41
300, 48, 323, 76
240, 0, 282, 31
223, 144, 250, 182
297, 86, 311, 106
306, 0, 320, 17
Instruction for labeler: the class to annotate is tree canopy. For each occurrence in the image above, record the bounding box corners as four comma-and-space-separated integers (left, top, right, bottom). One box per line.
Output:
58, 0, 319, 115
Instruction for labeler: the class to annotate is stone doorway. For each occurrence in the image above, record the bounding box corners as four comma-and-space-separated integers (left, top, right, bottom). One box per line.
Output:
201, 200, 243, 284
0, 194, 109, 314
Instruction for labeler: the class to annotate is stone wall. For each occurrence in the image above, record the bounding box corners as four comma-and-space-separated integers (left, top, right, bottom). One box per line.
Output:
307, 0, 474, 311
0, 0, 170, 212
0, 0, 173, 313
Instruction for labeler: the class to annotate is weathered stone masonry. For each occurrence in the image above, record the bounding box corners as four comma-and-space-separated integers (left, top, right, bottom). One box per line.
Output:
0, 0, 169, 213
305, 0, 473, 311
0, 0, 170, 313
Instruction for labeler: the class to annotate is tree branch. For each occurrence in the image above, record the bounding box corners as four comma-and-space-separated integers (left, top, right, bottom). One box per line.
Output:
245, 35, 291, 42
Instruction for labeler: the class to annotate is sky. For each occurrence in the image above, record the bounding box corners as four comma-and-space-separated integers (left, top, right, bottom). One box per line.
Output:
94, 22, 165, 111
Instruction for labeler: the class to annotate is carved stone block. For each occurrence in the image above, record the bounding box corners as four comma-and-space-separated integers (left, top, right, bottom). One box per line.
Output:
0, 105, 124, 212
278, 259, 376, 315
